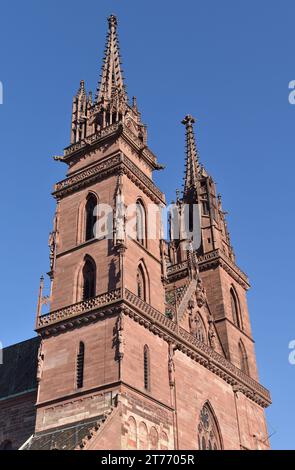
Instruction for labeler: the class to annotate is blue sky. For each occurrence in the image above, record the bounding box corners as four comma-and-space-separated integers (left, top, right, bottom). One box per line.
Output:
0, 0, 294, 450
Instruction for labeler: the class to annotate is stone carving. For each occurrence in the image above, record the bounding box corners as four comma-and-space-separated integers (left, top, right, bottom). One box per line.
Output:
189, 310, 206, 344
113, 174, 126, 246
208, 321, 216, 350
168, 344, 175, 387
37, 342, 44, 382
196, 278, 206, 307
116, 313, 125, 360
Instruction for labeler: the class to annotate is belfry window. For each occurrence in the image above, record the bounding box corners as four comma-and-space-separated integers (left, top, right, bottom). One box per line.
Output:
143, 345, 150, 391
76, 342, 85, 389
85, 194, 97, 241
239, 340, 249, 375
198, 403, 222, 450
82, 257, 96, 300
202, 200, 210, 216
137, 265, 146, 301
136, 200, 146, 246
230, 287, 242, 329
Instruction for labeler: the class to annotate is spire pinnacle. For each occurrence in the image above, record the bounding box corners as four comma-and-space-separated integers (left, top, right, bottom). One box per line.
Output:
182, 115, 200, 198
96, 15, 127, 103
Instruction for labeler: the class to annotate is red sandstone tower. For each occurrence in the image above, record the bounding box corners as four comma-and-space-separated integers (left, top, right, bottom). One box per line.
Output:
22, 15, 271, 450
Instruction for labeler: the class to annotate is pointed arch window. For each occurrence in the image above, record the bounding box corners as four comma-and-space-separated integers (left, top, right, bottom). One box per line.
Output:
85, 194, 98, 241
137, 265, 146, 301
136, 200, 146, 246
82, 257, 96, 300
198, 403, 222, 450
143, 345, 150, 391
230, 287, 242, 329
76, 341, 85, 389
239, 340, 249, 375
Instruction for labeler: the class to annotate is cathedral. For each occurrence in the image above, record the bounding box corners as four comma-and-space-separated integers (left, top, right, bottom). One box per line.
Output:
0, 15, 271, 450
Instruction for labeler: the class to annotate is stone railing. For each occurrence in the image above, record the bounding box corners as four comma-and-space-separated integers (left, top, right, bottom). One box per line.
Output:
124, 289, 178, 334
167, 261, 188, 276
177, 326, 269, 400
36, 286, 270, 405
37, 288, 122, 328
167, 249, 249, 286
64, 122, 121, 157
124, 288, 271, 404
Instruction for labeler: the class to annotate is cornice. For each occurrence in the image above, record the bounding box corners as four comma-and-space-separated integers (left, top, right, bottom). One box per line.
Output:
167, 249, 250, 289
36, 288, 271, 408
53, 152, 165, 204
63, 122, 161, 172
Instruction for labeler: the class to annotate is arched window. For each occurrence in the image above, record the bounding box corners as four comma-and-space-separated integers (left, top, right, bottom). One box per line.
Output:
76, 341, 85, 389
143, 345, 150, 391
230, 287, 242, 329
137, 265, 146, 301
136, 200, 146, 246
239, 340, 249, 375
82, 257, 96, 300
0, 440, 13, 450
198, 402, 222, 450
85, 194, 97, 241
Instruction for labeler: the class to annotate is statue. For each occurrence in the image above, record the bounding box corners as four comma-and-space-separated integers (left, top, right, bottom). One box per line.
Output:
37, 343, 44, 382
196, 278, 206, 307
168, 345, 175, 387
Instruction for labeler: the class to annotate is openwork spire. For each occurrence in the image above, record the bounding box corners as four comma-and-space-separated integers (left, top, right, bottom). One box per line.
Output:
69, 15, 149, 150
96, 15, 127, 102
182, 115, 200, 199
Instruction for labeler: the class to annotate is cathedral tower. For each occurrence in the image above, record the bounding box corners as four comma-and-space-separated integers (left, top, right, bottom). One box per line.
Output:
23, 15, 270, 450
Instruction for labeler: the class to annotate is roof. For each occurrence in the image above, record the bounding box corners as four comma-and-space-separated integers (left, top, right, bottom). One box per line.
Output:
22, 415, 107, 450
0, 337, 40, 400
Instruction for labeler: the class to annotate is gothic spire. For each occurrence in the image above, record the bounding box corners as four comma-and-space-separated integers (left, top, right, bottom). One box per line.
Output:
96, 15, 127, 103
182, 115, 200, 200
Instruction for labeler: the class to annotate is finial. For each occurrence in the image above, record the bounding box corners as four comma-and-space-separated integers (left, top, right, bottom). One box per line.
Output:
182, 114, 196, 127
108, 14, 117, 29
132, 96, 138, 110
96, 14, 126, 103
76, 80, 86, 98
